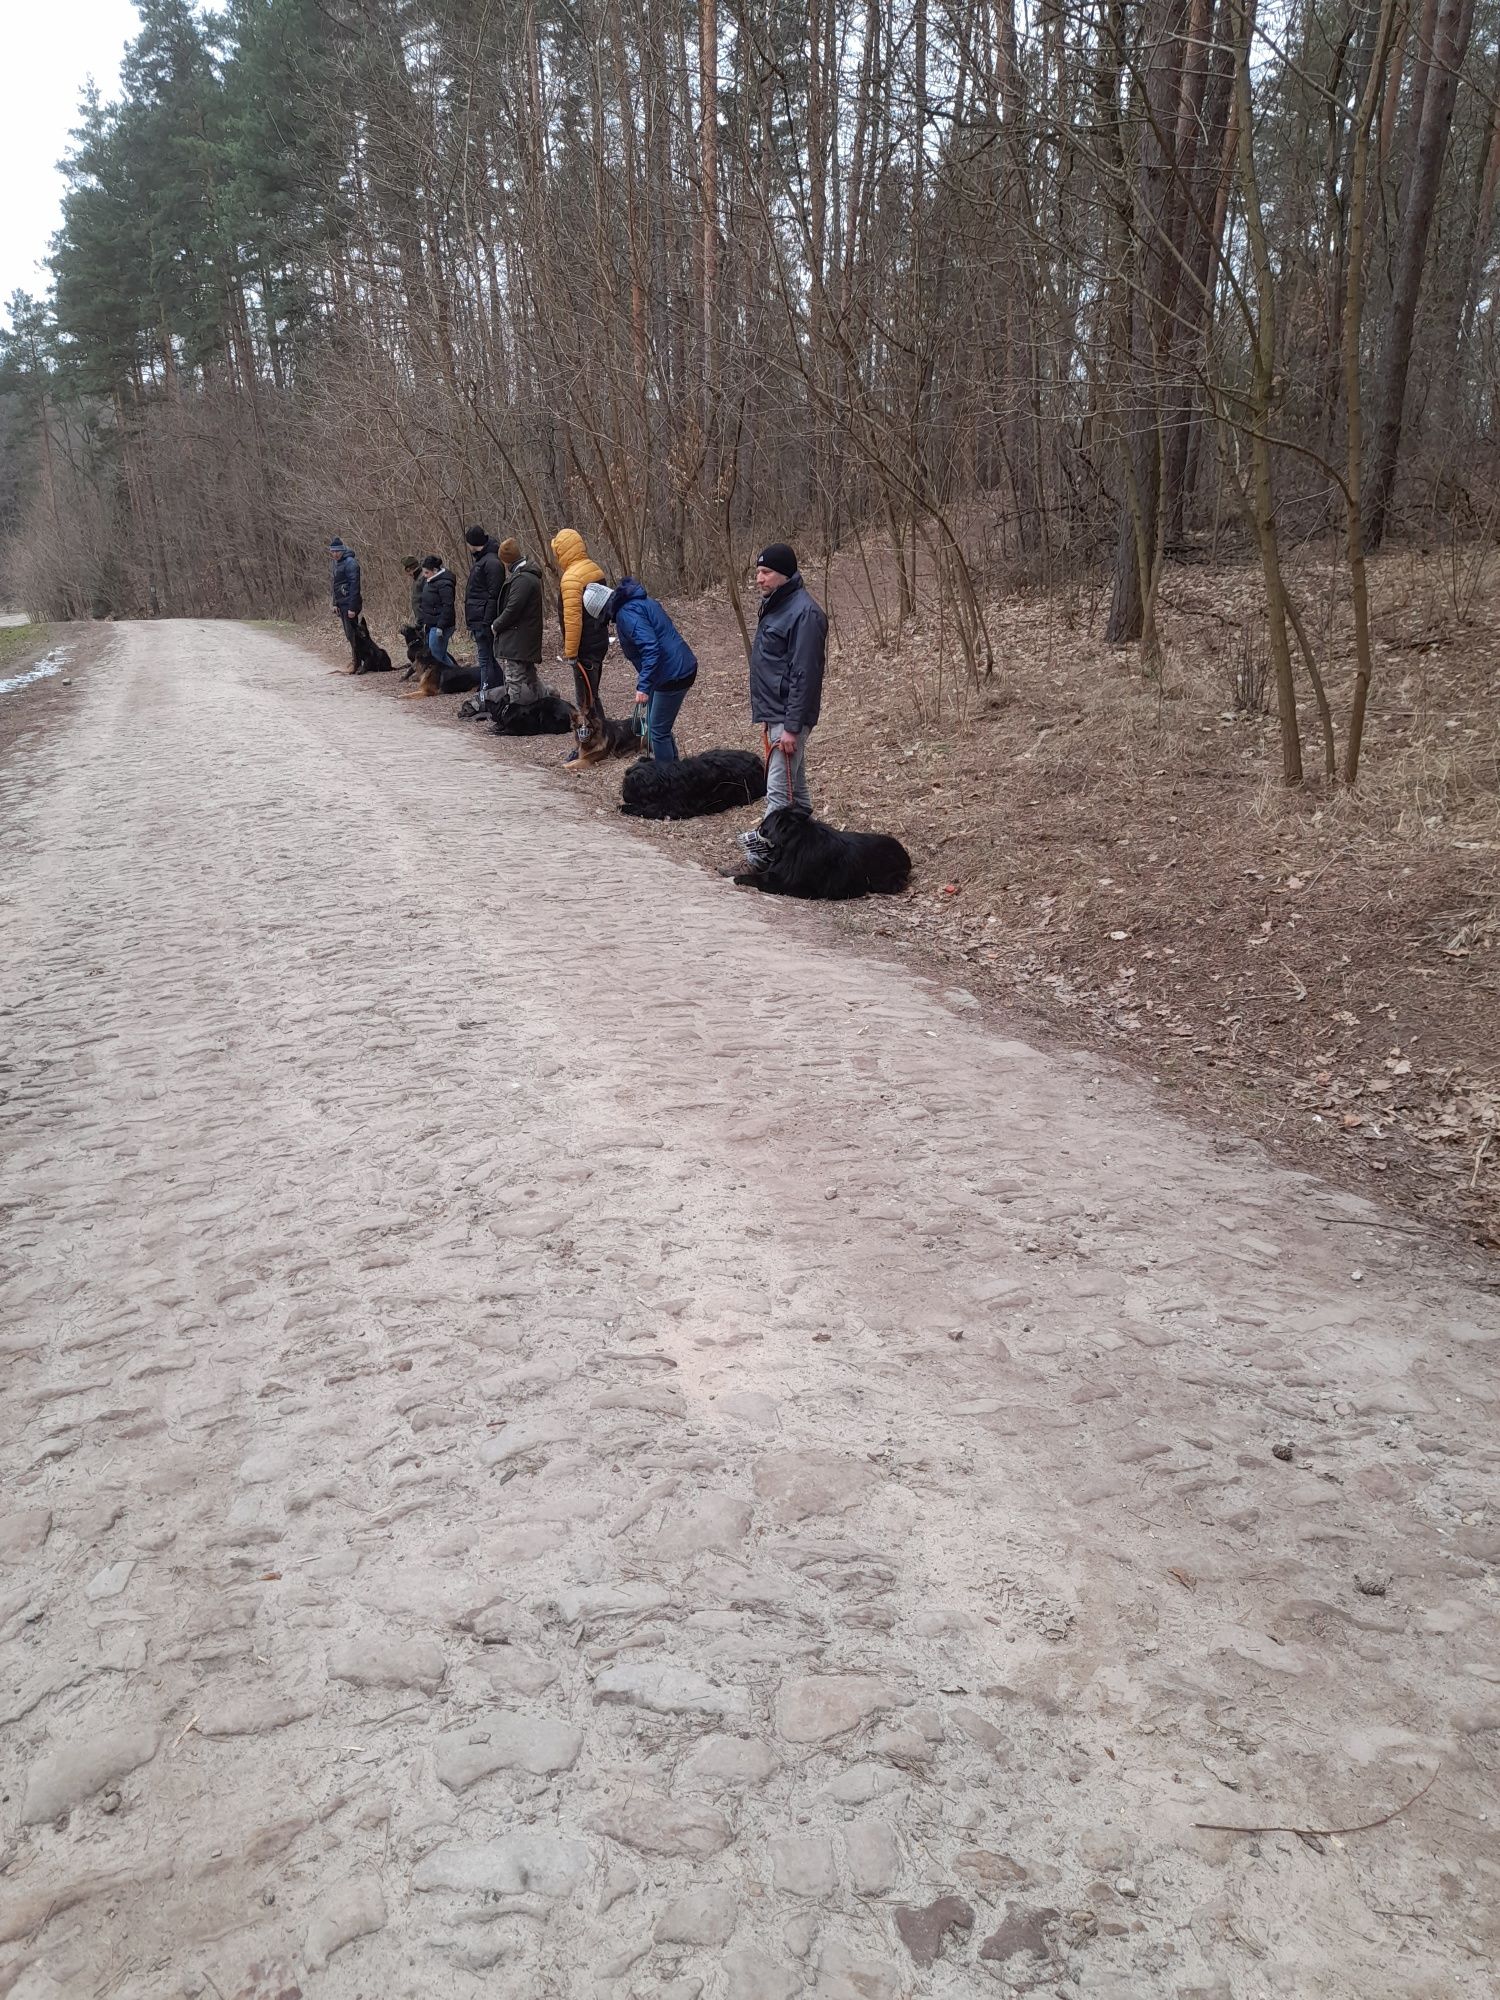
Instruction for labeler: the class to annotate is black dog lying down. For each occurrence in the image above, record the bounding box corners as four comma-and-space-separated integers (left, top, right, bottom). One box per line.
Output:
488, 692, 575, 736
734, 807, 912, 900
621, 748, 766, 820
350, 616, 393, 674
398, 624, 480, 695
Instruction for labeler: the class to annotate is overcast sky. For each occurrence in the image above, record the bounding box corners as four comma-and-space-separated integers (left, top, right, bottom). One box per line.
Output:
2, 0, 143, 318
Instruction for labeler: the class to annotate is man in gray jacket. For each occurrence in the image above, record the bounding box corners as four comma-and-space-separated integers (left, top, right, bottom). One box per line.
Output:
748, 542, 826, 816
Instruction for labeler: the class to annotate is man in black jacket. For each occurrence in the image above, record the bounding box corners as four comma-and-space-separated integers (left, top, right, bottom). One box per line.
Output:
491, 538, 545, 704
417, 556, 459, 675
748, 542, 826, 816
402, 555, 424, 625
463, 527, 506, 706
329, 538, 362, 665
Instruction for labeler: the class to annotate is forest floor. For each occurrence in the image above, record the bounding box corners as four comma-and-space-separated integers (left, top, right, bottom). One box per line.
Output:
342, 539, 1500, 1252
2, 617, 1497, 2000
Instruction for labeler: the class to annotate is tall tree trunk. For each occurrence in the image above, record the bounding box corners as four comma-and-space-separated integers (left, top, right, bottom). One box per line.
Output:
1363, 0, 1479, 548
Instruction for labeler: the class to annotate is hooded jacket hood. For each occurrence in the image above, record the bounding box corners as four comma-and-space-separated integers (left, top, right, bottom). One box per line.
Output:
551, 528, 589, 569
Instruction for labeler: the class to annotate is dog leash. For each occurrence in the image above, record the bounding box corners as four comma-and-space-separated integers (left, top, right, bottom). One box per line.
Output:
763, 726, 794, 800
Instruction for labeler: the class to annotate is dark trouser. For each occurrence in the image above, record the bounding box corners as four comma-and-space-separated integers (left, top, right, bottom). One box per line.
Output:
644, 678, 693, 761
428, 626, 456, 671
500, 659, 543, 704
470, 625, 499, 696
573, 655, 606, 720
338, 609, 359, 657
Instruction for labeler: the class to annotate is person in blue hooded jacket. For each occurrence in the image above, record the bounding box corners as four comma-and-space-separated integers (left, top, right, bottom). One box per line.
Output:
583, 577, 697, 762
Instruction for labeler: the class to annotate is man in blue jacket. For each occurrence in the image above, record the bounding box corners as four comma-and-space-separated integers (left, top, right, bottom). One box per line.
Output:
748, 542, 826, 815
584, 577, 697, 761
329, 537, 362, 665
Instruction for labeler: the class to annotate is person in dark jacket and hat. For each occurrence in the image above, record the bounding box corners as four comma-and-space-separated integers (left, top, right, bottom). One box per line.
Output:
584, 577, 697, 761
417, 556, 459, 675
329, 538, 362, 665
402, 555, 424, 626
747, 542, 826, 815
491, 538, 545, 705
463, 527, 507, 707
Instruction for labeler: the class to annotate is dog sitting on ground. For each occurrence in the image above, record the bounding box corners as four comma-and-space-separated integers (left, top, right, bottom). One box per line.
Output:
399, 623, 430, 681
733, 807, 912, 900
569, 707, 647, 766
488, 692, 575, 736
349, 616, 393, 675
620, 748, 766, 819
398, 623, 480, 698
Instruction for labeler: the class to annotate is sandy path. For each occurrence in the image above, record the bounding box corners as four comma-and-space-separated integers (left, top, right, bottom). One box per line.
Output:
1, 620, 1496, 2000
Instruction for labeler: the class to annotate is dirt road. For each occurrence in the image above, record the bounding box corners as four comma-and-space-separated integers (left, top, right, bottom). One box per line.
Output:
2, 621, 1496, 2000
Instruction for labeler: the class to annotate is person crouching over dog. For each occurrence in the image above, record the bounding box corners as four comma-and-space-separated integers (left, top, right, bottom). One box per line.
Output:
550, 527, 609, 767
583, 578, 697, 761
492, 539, 545, 706
417, 556, 459, 676
749, 542, 826, 816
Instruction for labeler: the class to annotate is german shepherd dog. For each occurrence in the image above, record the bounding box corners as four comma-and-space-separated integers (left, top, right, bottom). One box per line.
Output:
489, 693, 576, 736
569, 706, 647, 766
398, 624, 480, 698
349, 616, 393, 675
733, 807, 912, 899
620, 748, 766, 819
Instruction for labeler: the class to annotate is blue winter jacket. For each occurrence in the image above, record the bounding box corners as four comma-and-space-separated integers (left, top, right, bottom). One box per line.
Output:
608, 578, 698, 693
331, 548, 362, 615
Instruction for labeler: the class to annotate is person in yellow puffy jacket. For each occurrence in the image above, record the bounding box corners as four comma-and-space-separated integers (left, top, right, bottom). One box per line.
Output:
550, 527, 609, 766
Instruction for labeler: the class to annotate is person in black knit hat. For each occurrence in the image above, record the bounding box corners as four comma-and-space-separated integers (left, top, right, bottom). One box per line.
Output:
747, 542, 827, 818
328, 537, 362, 665
462, 526, 507, 709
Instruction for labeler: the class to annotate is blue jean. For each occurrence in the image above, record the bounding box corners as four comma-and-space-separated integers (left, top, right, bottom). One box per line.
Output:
427, 626, 455, 671
644, 680, 692, 761
470, 625, 498, 695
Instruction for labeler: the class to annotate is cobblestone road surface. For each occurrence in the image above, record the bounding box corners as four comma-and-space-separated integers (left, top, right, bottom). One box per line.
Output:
1, 621, 1497, 1999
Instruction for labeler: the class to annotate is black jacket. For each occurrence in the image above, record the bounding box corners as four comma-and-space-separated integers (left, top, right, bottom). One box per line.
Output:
491, 559, 544, 663
748, 573, 827, 735
331, 549, 361, 615
464, 539, 505, 629
418, 567, 456, 633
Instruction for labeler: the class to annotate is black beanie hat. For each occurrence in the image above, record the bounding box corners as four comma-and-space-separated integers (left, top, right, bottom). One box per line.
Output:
465, 525, 488, 548
756, 542, 797, 579
329, 536, 346, 551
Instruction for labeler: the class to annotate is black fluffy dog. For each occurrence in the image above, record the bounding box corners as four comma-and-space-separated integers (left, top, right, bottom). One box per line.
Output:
733, 807, 912, 900
349, 616, 393, 674
621, 748, 766, 820
488, 693, 576, 736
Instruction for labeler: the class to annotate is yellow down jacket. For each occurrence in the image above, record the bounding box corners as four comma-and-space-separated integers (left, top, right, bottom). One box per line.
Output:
551, 528, 606, 660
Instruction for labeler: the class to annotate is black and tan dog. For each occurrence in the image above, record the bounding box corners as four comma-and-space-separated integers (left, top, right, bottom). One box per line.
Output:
349, 616, 393, 675
733, 807, 912, 900
398, 624, 480, 698
620, 748, 766, 819
569, 706, 647, 766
